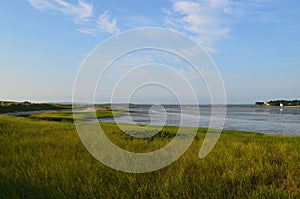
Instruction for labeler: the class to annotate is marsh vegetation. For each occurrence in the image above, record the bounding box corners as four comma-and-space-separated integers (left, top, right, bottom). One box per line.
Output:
0, 113, 299, 198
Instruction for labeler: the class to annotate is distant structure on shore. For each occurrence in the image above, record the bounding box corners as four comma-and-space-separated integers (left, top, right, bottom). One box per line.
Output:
255, 100, 300, 107
280, 103, 284, 107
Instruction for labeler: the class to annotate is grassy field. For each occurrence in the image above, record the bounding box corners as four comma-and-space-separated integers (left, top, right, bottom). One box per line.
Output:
29, 109, 123, 122
0, 114, 299, 198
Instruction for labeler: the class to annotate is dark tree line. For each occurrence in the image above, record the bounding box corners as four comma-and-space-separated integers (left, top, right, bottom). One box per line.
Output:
255, 100, 300, 106
267, 100, 300, 106
0, 101, 70, 113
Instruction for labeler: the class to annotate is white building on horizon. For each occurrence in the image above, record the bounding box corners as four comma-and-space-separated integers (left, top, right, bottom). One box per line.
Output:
280, 103, 284, 107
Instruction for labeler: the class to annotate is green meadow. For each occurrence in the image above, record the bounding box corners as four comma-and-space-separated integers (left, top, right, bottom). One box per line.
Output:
29, 109, 123, 122
0, 111, 299, 198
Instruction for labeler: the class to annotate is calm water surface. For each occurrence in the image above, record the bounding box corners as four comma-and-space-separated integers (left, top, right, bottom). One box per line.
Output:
98, 105, 300, 136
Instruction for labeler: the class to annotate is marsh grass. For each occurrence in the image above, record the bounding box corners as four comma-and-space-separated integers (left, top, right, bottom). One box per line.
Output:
29, 109, 123, 122
0, 115, 299, 198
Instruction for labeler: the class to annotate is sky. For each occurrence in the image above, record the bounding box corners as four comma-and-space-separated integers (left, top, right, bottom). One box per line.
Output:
1, 0, 300, 104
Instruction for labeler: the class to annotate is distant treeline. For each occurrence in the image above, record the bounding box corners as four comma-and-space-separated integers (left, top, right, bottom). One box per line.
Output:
0, 101, 71, 113
256, 100, 300, 106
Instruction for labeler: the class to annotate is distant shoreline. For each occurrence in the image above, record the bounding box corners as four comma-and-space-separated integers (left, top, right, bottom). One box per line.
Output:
256, 105, 300, 108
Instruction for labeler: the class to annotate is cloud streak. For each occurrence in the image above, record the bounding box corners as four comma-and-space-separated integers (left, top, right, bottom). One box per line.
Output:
28, 0, 119, 35
164, 0, 235, 51
28, 0, 276, 47
97, 11, 119, 34
164, 0, 276, 51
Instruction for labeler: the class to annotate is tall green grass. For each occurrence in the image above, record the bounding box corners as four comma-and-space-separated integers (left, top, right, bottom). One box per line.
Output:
0, 115, 299, 198
29, 109, 123, 122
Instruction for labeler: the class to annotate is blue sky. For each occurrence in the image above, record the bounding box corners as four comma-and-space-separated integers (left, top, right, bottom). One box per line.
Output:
1, 0, 299, 104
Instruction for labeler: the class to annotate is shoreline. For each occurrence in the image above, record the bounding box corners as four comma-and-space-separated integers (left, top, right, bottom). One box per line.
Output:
1, 114, 299, 138
256, 105, 300, 108
2, 106, 299, 137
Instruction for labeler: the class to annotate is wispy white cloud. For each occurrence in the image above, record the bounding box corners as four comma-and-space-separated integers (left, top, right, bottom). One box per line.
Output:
164, 0, 276, 51
28, 0, 94, 23
97, 11, 120, 34
164, 0, 234, 51
28, 0, 55, 10
76, 11, 120, 35
28, 0, 277, 46
28, 0, 119, 35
